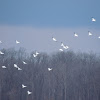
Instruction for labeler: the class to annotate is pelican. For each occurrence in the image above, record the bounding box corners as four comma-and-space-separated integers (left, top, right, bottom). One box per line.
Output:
48, 68, 52, 71
27, 91, 32, 95
92, 17, 96, 22
2, 66, 6, 68
22, 84, 27, 88
0, 51, 4, 54
52, 37, 57, 42
16, 40, 20, 44
74, 32, 78, 37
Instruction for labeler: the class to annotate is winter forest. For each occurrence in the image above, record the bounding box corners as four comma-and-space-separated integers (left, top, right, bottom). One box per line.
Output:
0, 48, 100, 100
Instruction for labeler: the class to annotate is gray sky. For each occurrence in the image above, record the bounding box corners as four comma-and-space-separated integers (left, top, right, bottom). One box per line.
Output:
0, 0, 100, 54
0, 26, 100, 54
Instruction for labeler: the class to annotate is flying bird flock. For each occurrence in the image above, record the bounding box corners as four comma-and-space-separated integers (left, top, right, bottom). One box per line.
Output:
0, 17, 99, 96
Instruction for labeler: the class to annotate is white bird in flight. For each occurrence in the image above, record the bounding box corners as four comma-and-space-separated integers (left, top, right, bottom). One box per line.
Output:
0, 51, 4, 54
63, 45, 69, 49
22, 84, 27, 88
27, 91, 32, 95
61, 42, 64, 47
59, 49, 63, 51
52, 37, 57, 42
16, 40, 20, 44
36, 51, 39, 55
2, 66, 7, 68
0, 41, 2, 44
74, 33, 78, 37
17, 67, 22, 70
92, 17, 96, 22
88, 31, 92, 36
48, 68, 52, 71
98, 36, 100, 39
33, 54, 37, 57
23, 61, 27, 64
14, 64, 19, 68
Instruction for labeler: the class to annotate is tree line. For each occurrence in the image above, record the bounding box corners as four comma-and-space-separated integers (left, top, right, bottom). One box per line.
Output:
0, 48, 100, 100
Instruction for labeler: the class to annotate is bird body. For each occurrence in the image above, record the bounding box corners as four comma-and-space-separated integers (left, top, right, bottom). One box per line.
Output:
33, 54, 37, 57
61, 42, 64, 47
17, 67, 22, 70
52, 37, 57, 42
2, 66, 6, 68
88, 31, 92, 36
23, 61, 27, 64
92, 17, 96, 22
74, 33, 78, 37
0, 41, 2, 44
36, 51, 39, 55
59, 49, 63, 51
27, 91, 32, 95
63, 45, 69, 49
48, 68, 52, 71
98, 36, 100, 38
14, 64, 18, 68
0, 51, 4, 54
22, 84, 27, 88
16, 40, 20, 44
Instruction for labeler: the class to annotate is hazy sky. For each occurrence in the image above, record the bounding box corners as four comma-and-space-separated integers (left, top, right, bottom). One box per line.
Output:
0, 0, 100, 54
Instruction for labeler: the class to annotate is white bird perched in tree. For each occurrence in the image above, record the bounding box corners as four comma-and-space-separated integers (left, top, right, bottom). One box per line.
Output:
22, 84, 27, 88
17, 67, 22, 70
48, 68, 52, 71
0, 51, 4, 54
14, 64, 19, 68
74, 32, 78, 37
52, 37, 57, 42
22, 61, 27, 64
88, 31, 92, 36
27, 91, 32, 95
98, 36, 100, 39
16, 40, 20, 44
59, 49, 63, 51
0, 41, 2, 44
92, 17, 96, 22
2, 66, 6, 68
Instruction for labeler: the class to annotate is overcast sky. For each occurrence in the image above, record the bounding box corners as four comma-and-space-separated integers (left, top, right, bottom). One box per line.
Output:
0, 0, 100, 54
